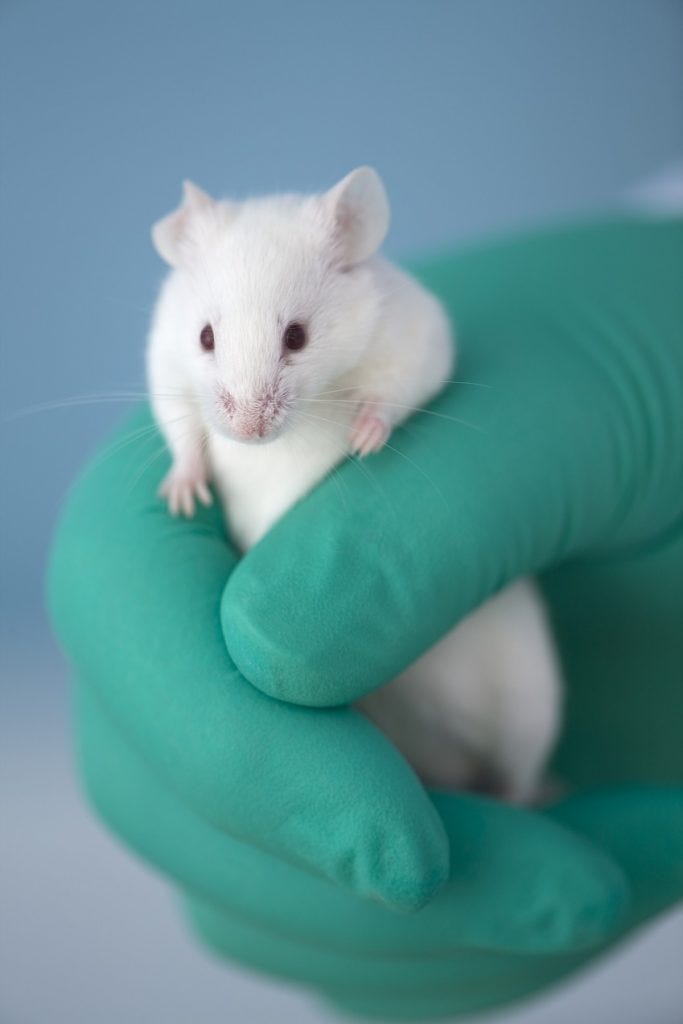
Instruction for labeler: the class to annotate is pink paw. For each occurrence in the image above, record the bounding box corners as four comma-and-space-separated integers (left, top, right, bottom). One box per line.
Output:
158, 462, 212, 518
350, 411, 390, 457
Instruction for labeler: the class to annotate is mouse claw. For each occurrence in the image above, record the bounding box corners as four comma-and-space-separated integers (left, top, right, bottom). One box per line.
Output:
350, 409, 390, 457
158, 463, 212, 518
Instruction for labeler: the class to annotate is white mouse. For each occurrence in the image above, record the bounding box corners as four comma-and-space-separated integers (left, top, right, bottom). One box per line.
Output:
147, 167, 561, 801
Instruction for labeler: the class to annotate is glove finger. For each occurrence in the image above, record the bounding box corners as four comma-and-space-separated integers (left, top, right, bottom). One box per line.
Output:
50, 409, 448, 910
222, 219, 683, 705
184, 892, 587, 1021
546, 786, 683, 926
77, 679, 628, 955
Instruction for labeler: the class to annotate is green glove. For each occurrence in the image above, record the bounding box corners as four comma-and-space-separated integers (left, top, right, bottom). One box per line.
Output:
49, 217, 683, 1021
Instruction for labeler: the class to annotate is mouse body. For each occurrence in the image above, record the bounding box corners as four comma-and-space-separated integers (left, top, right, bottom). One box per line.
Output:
147, 168, 561, 801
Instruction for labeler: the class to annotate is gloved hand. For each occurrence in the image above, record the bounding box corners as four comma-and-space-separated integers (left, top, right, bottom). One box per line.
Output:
48, 217, 683, 1021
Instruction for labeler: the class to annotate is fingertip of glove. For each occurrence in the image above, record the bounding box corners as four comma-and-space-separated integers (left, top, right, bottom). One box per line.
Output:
221, 586, 284, 697
324, 790, 451, 915
359, 853, 450, 915
221, 582, 363, 707
432, 792, 633, 954
525, 858, 630, 952
378, 863, 450, 914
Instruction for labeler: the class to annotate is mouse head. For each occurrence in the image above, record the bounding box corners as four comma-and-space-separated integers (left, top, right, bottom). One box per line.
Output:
152, 167, 390, 443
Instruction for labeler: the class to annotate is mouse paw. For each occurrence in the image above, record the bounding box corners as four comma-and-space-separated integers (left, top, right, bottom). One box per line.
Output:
158, 462, 213, 518
350, 408, 390, 457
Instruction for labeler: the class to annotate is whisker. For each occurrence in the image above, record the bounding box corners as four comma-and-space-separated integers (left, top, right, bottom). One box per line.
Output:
88, 409, 197, 473
312, 377, 492, 398
125, 442, 170, 498
298, 407, 450, 515
380, 438, 451, 515
4, 393, 148, 421
295, 409, 392, 510
314, 384, 360, 398
88, 412, 195, 477
298, 398, 484, 433
126, 421, 203, 498
284, 422, 351, 514
3, 389, 192, 423
88, 423, 163, 474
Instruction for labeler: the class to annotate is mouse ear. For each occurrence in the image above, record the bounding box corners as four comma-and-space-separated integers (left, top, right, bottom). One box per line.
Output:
322, 167, 390, 266
152, 181, 228, 267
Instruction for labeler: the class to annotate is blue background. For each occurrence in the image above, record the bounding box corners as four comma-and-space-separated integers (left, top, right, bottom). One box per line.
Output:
1, 0, 682, 632
1, 3, 682, 1022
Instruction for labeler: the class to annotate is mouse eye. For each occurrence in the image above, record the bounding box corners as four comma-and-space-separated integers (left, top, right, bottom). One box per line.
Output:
282, 321, 307, 352
200, 324, 215, 352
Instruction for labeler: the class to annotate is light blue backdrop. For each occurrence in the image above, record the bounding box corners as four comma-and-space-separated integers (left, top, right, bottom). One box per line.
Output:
1, 0, 682, 635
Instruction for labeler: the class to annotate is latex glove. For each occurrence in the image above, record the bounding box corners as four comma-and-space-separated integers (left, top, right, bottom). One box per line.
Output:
48, 217, 683, 1021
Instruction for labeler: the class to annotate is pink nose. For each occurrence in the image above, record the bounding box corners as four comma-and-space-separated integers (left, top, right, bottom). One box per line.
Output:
232, 417, 267, 440
218, 387, 284, 441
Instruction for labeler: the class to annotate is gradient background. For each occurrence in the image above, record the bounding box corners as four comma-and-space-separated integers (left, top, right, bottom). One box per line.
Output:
1, 2, 682, 1022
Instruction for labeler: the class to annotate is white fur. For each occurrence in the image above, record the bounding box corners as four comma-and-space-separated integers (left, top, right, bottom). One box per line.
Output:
147, 168, 561, 801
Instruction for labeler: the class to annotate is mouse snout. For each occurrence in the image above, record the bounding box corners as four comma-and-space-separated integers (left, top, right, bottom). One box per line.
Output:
217, 385, 289, 442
